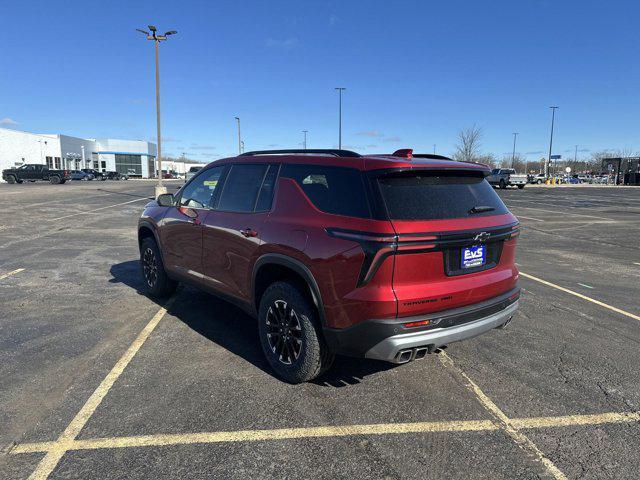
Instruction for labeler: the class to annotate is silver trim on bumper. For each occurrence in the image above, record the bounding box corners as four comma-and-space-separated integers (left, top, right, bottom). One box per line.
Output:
365, 300, 519, 362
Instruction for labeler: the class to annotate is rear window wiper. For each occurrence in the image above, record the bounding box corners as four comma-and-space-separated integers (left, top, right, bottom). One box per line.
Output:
469, 205, 495, 214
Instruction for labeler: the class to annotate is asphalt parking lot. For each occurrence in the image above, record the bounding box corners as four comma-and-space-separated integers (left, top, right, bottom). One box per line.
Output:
1, 180, 639, 479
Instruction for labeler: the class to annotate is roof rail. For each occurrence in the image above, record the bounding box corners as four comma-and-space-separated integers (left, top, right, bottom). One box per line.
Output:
239, 149, 361, 158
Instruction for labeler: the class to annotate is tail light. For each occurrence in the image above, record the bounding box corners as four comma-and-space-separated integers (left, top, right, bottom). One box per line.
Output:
403, 319, 430, 328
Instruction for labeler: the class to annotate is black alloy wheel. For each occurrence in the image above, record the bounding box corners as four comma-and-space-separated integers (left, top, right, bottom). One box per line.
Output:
265, 300, 303, 365
142, 247, 159, 289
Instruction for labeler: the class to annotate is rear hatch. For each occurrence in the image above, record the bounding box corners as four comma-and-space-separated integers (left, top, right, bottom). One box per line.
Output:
373, 169, 519, 318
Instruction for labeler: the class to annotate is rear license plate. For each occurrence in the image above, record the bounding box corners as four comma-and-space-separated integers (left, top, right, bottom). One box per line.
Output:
461, 245, 486, 269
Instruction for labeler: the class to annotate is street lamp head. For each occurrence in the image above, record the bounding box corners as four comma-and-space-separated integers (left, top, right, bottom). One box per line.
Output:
164, 30, 177, 36
148, 25, 157, 32
136, 28, 150, 35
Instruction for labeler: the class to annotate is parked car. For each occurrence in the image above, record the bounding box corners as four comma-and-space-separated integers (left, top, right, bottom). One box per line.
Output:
138, 148, 520, 383
565, 175, 581, 184
2, 164, 71, 184
592, 175, 609, 184
186, 166, 203, 182
529, 173, 547, 184
70, 170, 94, 181
487, 168, 528, 189
576, 174, 592, 183
104, 171, 124, 180
82, 168, 106, 181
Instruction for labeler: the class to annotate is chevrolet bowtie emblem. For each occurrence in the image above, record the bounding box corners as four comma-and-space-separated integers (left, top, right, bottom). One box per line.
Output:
473, 232, 490, 243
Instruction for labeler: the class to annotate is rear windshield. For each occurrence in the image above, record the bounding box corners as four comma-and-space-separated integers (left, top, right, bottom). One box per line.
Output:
377, 172, 509, 220
189, 167, 202, 172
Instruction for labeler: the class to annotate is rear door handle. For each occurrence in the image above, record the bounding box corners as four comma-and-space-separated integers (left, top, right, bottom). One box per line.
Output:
240, 228, 257, 237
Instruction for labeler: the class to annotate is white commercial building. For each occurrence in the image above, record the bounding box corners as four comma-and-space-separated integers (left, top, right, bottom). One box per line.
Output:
0, 127, 157, 181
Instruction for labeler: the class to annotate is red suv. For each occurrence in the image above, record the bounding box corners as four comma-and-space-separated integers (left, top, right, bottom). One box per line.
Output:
138, 149, 520, 383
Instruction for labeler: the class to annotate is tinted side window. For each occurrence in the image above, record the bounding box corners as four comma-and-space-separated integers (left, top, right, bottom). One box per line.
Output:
217, 164, 268, 212
281, 164, 370, 218
255, 165, 279, 212
179, 166, 224, 209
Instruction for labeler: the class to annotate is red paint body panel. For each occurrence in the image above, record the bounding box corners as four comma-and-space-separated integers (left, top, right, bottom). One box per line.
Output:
139, 152, 519, 341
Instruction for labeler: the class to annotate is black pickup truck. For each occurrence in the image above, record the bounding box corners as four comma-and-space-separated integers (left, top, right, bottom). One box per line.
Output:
2, 164, 71, 184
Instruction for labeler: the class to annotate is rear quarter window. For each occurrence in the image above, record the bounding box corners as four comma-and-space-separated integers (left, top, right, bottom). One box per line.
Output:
377, 171, 509, 220
281, 164, 370, 218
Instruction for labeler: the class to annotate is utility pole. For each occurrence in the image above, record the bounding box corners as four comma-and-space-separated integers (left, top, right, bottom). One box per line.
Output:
137, 25, 177, 197
546, 106, 558, 179
335, 87, 346, 149
574, 144, 578, 163
235, 117, 242, 155
433, 144, 436, 154
302, 130, 308, 150
511, 132, 519, 168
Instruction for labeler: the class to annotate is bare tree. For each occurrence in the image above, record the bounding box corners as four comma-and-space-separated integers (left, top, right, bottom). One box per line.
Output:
476, 153, 498, 168
453, 125, 483, 162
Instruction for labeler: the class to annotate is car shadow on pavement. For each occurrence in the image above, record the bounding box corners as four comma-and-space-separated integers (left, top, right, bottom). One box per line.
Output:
110, 260, 396, 386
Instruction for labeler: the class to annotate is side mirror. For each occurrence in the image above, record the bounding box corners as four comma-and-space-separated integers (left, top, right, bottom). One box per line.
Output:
157, 193, 175, 207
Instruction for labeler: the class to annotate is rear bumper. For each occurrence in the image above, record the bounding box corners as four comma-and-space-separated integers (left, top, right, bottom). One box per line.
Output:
366, 300, 517, 362
323, 287, 519, 362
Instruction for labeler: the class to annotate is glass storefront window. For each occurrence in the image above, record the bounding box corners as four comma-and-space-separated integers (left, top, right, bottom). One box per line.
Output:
115, 154, 142, 176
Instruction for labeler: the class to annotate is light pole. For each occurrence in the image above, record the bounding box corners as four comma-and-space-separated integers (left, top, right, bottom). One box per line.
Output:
433, 144, 436, 155
574, 144, 578, 163
546, 106, 558, 179
235, 117, 242, 155
335, 87, 346, 149
137, 25, 177, 197
240, 140, 245, 153
511, 132, 519, 168
302, 130, 308, 150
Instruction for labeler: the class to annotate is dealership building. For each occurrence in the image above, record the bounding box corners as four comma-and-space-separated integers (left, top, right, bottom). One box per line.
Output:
0, 127, 158, 181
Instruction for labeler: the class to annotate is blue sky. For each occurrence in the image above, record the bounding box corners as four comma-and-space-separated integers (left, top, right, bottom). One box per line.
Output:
2, 0, 639, 161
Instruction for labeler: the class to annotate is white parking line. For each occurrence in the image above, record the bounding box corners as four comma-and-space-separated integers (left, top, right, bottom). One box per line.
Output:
514, 215, 544, 222
22, 193, 112, 208
509, 205, 613, 221
25, 298, 174, 480
49, 197, 149, 221
520, 272, 640, 322
0, 268, 25, 280
577, 283, 594, 289
439, 352, 567, 479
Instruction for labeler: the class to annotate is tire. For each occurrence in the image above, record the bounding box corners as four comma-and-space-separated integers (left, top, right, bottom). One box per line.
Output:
499, 179, 507, 189
50, 175, 61, 185
537, 179, 543, 184
6, 175, 16, 184
258, 281, 334, 383
140, 237, 177, 298
60, 180, 66, 184
517, 184, 525, 189
16, 179, 23, 184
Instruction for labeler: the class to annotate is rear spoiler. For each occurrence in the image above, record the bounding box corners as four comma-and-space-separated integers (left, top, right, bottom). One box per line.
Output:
389, 149, 490, 175
391, 149, 452, 161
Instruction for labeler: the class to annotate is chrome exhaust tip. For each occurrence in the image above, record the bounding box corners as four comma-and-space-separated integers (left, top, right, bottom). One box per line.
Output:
396, 349, 414, 364
414, 347, 429, 360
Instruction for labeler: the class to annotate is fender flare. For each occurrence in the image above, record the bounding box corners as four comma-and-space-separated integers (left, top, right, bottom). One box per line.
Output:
137, 220, 166, 264
252, 253, 326, 326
